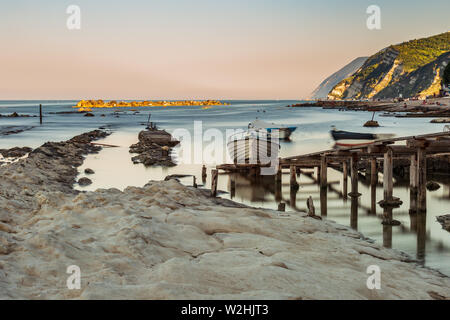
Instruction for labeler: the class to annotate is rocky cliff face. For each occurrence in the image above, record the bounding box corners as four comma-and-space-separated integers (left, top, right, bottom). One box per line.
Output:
310, 57, 367, 99
327, 32, 450, 100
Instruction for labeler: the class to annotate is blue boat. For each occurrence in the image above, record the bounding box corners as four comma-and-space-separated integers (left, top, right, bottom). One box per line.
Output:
248, 119, 297, 139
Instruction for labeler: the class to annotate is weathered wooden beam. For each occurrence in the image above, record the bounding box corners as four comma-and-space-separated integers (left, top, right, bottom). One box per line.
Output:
350, 153, 359, 196
290, 165, 299, 189
417, 147, 427, 213
409, 154, 418, 214
320, 156, 328, 189
383, 148, 394, 201
202, 165, 207, 182
211, 169, 218, 197
342, 160, 348, 200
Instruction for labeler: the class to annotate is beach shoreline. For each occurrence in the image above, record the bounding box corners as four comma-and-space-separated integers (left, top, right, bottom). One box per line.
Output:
0, 130, 449, 299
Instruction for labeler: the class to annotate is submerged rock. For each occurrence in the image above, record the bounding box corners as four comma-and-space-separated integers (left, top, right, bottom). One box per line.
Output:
84, 168, 95, 175
426, 181, 441, 191
437, 215, 450, 232
78, 177, 92, 186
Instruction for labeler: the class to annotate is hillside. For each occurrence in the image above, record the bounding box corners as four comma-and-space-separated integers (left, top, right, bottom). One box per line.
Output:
310, 57, 367, 99
327, 32, 450, 100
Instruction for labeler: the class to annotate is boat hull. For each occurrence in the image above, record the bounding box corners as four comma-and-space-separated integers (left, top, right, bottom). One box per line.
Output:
227, 133, 280, 164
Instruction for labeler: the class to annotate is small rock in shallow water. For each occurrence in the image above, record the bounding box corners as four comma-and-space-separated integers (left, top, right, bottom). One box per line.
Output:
437, 215, 450, 232
84, 168, 95, 175
84, 113, 95, 117
78, 177, 93, 186
426, 181, 440, 191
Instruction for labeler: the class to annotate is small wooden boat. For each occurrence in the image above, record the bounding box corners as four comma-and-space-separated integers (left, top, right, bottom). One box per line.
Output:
248, 119, 297, 140
330, 128, 395, 148
227, 129, 280, 164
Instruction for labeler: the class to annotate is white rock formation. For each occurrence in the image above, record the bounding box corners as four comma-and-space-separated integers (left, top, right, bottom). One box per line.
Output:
1, 179, 449, 299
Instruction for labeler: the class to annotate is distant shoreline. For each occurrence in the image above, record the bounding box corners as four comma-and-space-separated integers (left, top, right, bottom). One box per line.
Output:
288, 97, 450, 118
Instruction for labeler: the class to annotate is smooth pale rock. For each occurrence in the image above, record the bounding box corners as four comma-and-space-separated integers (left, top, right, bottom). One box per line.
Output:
1, 179, 449, 299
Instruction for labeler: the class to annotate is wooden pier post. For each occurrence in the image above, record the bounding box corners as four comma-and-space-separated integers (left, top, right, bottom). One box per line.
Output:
350, 153, 359, 196
193, 176, 197, 188
290, 187, 297, 209
320, 156, 328, 189
383, 148, 394, 201
370, 158, 377, 187
211, 169, 218, 197
320, 156, 328, 217
409, 154, 418, 214
278, 203, 286, 212
349, 153, 360, 229
369, 158, 377, 214
316, 166, 321, 184
230, 174, 236, 199
39, 104, 43, 124
202, 165, 207, 183
290, 165, 299, 190
276, 161, 282, 183
342, 160, 348, 200
417, 147, 427, 213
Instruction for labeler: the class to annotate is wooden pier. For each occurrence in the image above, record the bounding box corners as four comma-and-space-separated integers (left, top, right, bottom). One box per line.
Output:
214, 131, 450, 218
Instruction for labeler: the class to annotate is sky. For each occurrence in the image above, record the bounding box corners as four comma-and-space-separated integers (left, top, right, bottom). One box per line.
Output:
0, 0, 449, 100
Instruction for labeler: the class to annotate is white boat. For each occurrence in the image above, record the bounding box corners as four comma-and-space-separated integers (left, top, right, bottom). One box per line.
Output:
248, 119, 297, 140
227, 129, 280, 164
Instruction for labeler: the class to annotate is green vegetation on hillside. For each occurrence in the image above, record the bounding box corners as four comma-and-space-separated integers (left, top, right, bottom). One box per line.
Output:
393, 32, 450, 72
327, 32, 450, 100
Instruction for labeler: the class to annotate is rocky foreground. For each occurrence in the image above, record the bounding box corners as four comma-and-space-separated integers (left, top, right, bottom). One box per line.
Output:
0, 132, 449, 299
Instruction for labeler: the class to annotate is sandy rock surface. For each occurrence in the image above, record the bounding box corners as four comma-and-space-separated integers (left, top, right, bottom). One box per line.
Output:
0, 131, 449, 300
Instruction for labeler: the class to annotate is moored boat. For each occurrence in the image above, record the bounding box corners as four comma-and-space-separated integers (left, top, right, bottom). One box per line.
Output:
248, 119, 297, 140
227, 129, 280, 164
330, 127, 395, 148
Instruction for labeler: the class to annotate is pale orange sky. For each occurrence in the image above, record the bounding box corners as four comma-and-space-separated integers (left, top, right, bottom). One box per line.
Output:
0, 0, 449, 100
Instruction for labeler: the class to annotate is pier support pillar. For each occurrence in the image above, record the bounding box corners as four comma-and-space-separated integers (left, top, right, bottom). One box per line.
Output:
39, 104, 43, 125
349, 153, 360, 230
230, 174, 236, 199
409, 154, 418, 214
417, 147, 427, 213
370, 158, 377, 215
202, 165, 207, 183
383, 148, 394, 201
316, 166, 321, 184
320, 156, 328, 217
211, 169, 218, 197
290, 165, 299, 190
342, 160, 348, 200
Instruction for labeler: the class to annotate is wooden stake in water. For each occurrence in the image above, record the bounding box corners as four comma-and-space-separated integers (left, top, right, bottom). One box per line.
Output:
211, 169, 218, 197
39, 104, 43, 124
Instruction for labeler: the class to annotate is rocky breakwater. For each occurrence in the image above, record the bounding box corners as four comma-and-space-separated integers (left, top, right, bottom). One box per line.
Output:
0, 130, 109, 227
130, 128, 179, 167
